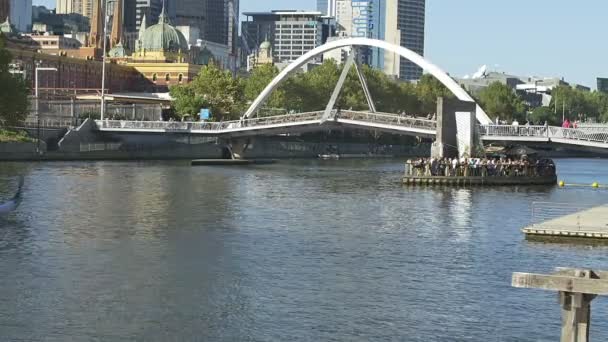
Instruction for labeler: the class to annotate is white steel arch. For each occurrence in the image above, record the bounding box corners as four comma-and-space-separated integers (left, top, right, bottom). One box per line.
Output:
243, 37, 492, 125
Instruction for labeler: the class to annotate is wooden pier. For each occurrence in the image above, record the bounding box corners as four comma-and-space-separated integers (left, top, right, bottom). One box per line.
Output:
513, 268, 608, 342
402, 175, 557, 186
523, 204, 608, 242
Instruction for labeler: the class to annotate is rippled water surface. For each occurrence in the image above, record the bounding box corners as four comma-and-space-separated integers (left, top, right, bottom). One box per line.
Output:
1, 158, 608, 341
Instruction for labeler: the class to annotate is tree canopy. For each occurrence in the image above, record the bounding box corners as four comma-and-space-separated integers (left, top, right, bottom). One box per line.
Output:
415, 74, 454, 114
170, 60, 434, 120
170, 63, 243, 121
0, 35, 29, 126
476, 82, 525, 122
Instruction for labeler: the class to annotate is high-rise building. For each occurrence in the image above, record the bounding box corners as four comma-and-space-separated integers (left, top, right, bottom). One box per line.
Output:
242, 11, 332, 63
56, 0, 94, 18
335, 0, 352, 35
598, 78, 608, 93
397, 0, 425, 80
124, 0, 137, 32
135, 0, 162, 32
329, 0, 424, 80
7, 0, 32, 32
205, 0, 227, 44
317, 0, 336, 16
56, 0, 73, 14
171, 0, 238, 51
0, 0, 9, 21
106, 0, 136, 33
172, 0, 204, 39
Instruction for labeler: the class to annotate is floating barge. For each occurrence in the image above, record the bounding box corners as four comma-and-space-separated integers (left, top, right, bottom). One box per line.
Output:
523, 204, 608, 243
402, 175, 557, 186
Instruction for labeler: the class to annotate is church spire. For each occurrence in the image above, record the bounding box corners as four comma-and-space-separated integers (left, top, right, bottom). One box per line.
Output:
110, 0, 124, 47
88, 0, 103, 49
158, 0, 169, 24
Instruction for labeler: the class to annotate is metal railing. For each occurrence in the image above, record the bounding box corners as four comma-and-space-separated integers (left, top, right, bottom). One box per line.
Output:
479, 125, 549, 138
530, 202, 608, 232
340, 111, 436, 131
96, 111, 326, 132
548, 127, 608, 144
480, 125, 608, 146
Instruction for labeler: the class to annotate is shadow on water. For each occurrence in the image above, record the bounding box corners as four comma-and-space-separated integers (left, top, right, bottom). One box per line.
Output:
0, 215, 30, 253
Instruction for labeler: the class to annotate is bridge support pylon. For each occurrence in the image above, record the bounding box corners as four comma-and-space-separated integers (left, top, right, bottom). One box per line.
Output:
431, 97, 481, 159
221, 138, 252, 160
321, 47, 377, 124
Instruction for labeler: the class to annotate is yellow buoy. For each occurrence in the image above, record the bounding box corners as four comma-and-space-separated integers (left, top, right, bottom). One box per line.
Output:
559, 181, 565, 187
593, 182, 600, 188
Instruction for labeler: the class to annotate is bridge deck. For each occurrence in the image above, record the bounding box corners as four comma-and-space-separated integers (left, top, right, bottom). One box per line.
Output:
92, 112, 608, 149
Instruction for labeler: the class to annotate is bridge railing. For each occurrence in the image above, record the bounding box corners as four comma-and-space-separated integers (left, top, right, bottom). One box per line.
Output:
340, 111, 437, 131
237, 111, 324, 129
549, 127, 608, 143
95, 111, 326, 132
479, 125, 549, 138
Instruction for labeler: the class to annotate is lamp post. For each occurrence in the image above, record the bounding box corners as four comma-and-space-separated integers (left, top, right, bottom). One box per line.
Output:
100, 0, 116, 121
35, 66, 58, 154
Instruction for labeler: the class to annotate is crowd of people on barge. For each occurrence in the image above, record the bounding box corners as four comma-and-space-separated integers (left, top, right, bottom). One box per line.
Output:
405, 156, 556, 178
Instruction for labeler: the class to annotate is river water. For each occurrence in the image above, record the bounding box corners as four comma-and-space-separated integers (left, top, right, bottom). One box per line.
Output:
0, 159, 607, 341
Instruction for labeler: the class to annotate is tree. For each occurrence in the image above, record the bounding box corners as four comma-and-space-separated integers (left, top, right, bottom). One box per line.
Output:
529, 106, 557, 125
477, 82, 525, 121
243, 64, 286, 113
361, 66, 419, 113
415, 74, 454, 113
184, 63, 244, 121
169, 83, 207, 120
0, 35, 29, 126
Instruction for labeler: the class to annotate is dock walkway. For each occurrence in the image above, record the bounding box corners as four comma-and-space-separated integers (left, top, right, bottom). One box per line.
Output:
523, 203, 608, 240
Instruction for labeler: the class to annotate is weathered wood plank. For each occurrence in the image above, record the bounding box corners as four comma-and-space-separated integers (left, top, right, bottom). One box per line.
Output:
512, 273, 608, 295
555, 268, 607, 279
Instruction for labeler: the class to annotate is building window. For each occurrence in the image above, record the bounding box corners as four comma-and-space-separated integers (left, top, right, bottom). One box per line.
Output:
165, 74, 170, 81
178, 74, 183, 82
152, 73, 157, 81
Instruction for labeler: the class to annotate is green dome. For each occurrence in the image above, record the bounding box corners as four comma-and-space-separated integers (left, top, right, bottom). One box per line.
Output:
140, 9, 188, 52
197, 47, 214, 65
108, 42, 130, 58
260, 40, 271, 50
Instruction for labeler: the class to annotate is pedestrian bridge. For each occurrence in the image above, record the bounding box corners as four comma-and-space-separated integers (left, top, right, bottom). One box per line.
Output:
93, 37, 608, 150
94, 112, 608, 149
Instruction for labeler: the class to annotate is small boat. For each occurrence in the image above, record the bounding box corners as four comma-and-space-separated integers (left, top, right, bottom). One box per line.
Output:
318, 154, 340, 160
0, 176, 24, 215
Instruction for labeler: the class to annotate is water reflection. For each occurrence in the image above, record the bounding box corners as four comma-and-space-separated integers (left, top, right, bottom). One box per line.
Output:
0, 159, 607, 340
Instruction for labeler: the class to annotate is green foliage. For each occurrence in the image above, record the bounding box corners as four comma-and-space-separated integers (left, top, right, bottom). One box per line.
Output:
550, 85, 607, 121
170, 63, 244, 121
477, 82, 525, 121
0, 35, 29, 126
169, 84, 206, 119
415, 74, 453, 113
243, 64, 285, 110
0, 129, 34, 143
530, 106, 557, 125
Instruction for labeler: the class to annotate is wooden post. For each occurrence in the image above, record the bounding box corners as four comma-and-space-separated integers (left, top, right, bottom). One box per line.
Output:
512, 268, 606, 342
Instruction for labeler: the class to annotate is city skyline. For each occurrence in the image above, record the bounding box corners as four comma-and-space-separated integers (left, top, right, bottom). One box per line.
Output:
32, 0, 607, 88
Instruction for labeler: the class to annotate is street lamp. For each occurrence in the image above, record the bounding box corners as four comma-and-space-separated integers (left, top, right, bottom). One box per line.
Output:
101, 0, 116, 121
35, 66, 58, 154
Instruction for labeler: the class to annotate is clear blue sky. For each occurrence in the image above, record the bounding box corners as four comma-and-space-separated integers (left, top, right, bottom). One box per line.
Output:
33, 0, 606, 88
